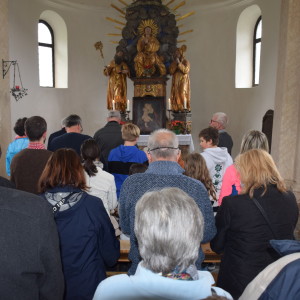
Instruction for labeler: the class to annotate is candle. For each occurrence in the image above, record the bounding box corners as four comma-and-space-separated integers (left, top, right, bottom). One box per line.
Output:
112, 100, 115, 110
184, 99, 187, 110
168, 98, 171, 110
127, 99, 130, 110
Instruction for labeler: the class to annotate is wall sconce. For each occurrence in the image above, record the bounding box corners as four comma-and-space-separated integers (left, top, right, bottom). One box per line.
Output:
2, 59, 28, 101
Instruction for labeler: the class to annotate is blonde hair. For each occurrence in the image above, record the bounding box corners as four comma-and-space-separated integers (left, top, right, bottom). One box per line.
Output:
240, 130, 269, 154
235, 149, 286, 198
184, 153, 217, 201
121, 123, 140, 141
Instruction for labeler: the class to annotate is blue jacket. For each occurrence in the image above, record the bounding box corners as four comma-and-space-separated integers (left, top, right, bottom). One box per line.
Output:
108, 145, 148, 198
6, 137, 29, 176
41, 186, 120, 300
93, 262, 232, 300
240, 240, 300, 300
119, 161, 216, 275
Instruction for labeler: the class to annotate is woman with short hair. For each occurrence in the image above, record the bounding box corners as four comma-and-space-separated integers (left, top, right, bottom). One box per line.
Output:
211, 149, 298, 299
93, 187, 232, 300
39, 148, 120, 300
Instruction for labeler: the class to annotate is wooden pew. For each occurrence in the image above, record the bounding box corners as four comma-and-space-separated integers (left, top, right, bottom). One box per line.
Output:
118, 240, 221, 264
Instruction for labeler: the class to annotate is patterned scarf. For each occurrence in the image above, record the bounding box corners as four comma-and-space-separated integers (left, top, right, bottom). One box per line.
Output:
162, 265, 198, 281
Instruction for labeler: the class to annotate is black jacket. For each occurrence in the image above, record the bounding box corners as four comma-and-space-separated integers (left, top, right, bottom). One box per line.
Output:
93, 121, 123, 171
218, 131, 233, 155
211, 185, 298, 299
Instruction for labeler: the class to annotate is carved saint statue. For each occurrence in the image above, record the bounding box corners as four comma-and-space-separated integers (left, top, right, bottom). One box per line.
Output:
104, 51, 130, 112
169, 45, 191, 112
134, 19, 166, 77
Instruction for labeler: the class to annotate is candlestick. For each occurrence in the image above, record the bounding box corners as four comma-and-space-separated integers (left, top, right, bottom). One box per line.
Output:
112, 100, 115, 110
184, 99, 187, 110
127, 99, 130, 111
168, 98, 171, 110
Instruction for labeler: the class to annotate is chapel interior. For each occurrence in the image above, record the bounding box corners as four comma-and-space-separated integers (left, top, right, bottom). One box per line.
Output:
0, 0, 299, 235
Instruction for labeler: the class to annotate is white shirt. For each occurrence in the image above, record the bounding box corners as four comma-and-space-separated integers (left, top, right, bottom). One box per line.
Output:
84, 163, 117, 215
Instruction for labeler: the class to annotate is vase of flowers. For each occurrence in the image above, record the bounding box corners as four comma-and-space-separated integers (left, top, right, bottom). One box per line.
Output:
170, 120, 186, 134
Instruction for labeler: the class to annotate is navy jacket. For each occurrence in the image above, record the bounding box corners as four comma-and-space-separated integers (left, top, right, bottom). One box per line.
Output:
41, 186, 120, 300
48, 132, 92, 156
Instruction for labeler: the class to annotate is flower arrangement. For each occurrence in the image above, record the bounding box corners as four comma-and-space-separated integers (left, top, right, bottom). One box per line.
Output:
170, 120, 186, 134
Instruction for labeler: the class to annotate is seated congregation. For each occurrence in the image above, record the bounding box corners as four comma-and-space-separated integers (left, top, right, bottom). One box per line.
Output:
0, 110, 299, 300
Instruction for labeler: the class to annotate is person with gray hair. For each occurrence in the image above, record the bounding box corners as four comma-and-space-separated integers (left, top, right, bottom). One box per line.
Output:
210, 112, 233, 154
218, 130, 269, 204
118, 129, 216, 275
47, 116, 67, 149
93, 110, 123, 171
48, 114, 92, 156
93, 188, 232, 300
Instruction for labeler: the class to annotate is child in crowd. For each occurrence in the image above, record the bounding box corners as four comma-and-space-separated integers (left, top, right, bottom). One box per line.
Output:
108, 123, 148, 198
6, 117, 29, 176
199, 127, 232, 201
128, 163, 148, 175
184, 152, 218, 214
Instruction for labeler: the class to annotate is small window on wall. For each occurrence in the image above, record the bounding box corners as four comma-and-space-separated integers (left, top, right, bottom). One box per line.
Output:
253, 16, 262, 86
38, 20, 55, 87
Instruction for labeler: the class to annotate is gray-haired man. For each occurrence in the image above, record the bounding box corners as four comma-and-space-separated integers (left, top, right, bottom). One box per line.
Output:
210, 112, 233, 155
119, 129, 216, 275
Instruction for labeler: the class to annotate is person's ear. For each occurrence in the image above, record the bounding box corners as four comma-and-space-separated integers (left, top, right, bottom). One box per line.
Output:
146, 150, 152, 163
176, 149, 181, 162
42, 131, 47, 143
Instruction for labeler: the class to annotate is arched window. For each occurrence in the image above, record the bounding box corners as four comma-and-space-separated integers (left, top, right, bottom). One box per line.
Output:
38, 20, 55, 87
253, 16, 262, 86
235, 5, 261, 88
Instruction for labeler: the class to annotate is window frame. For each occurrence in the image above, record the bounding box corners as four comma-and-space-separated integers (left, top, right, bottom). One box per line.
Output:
252, 16, 262, 87
38, 19, 55, 87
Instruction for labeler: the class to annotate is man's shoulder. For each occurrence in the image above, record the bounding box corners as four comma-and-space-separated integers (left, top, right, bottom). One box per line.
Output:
50, 133, 67, 145
14, 148, 52, 160
0, 186, 50, 216
122, 172, 206, 192
219, 131, 233, 142
0, 176, 15, 189
77, 133, 92, 141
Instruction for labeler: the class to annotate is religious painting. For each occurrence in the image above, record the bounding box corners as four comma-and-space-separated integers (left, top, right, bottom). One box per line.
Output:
133, 97, 166, 135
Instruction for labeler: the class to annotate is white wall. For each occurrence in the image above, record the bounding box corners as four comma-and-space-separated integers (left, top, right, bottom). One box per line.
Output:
8, 0, 281, 158
187, 0, 281, 157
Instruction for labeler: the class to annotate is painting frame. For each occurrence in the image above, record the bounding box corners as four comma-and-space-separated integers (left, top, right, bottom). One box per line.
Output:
133, 97, 166, 135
